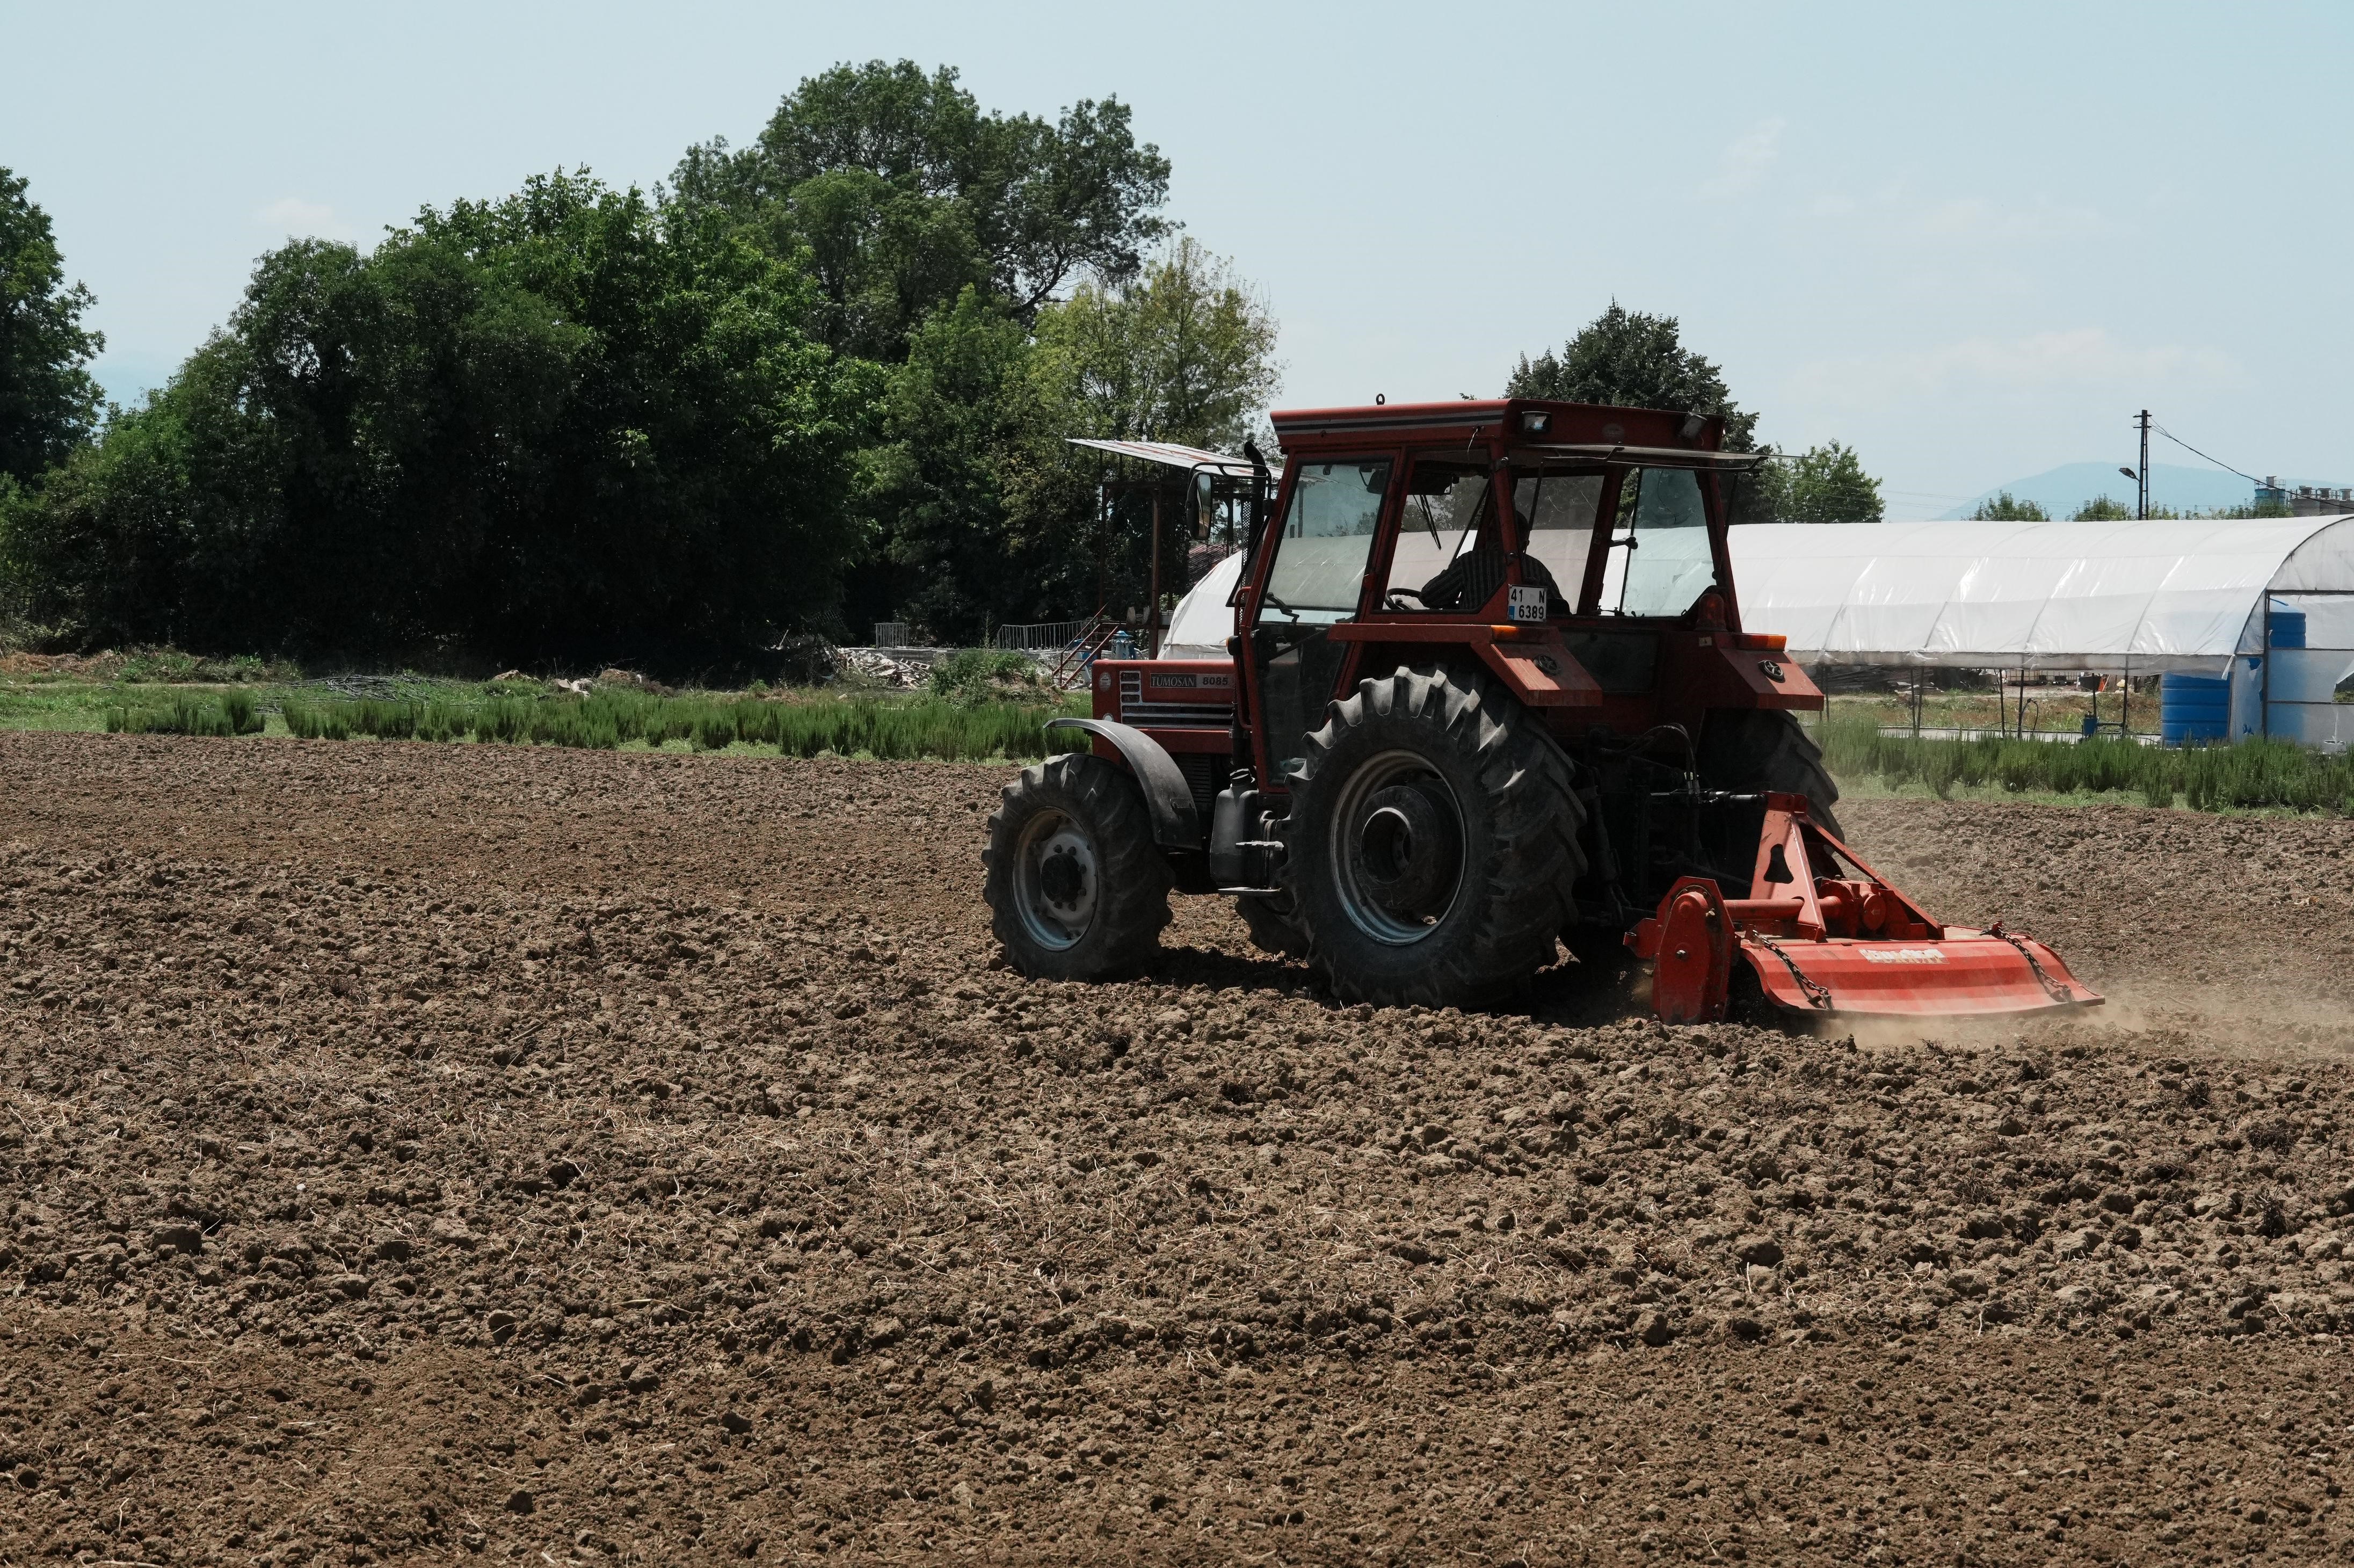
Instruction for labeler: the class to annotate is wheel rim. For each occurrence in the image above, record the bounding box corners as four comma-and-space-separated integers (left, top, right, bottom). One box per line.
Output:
1011, 808, 1099, 951
1327, 749, 1467, 946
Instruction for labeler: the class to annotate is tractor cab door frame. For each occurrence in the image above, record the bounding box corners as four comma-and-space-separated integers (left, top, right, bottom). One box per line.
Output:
1239, 452, 1400, 791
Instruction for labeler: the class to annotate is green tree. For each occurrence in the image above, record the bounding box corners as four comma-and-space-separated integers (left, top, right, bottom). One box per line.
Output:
1968, 490, 2050, 521
1507, 302, 1758, 451
858, 287, 1073, 642
2069, 495, 2133, 521
7, 171, 870, 663
0, 166, 105, 484
672, 61, 1170, 360
1751, 440, 1885, 522
855, 239, 1283, 641
1033, 236, 1279, 629
1039, 236, 1279, 451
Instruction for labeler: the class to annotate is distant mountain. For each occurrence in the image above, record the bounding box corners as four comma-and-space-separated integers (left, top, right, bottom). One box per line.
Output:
1942, 462, 2261, 520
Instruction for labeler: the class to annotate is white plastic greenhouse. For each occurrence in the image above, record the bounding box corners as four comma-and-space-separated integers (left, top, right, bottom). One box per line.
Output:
1729, 517, 2354, 746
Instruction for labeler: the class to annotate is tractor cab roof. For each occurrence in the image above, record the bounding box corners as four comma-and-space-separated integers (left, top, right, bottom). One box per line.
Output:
1268, 397, 1761, 471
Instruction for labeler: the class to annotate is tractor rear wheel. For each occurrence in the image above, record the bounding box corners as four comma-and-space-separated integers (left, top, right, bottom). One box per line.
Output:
1699, 709, 1845, 839
983, 753, 1171, 980
1284, 666, 1585, 1007
1234, 891, 1310, 958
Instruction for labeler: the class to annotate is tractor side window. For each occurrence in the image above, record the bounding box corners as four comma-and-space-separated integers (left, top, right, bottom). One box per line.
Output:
1383, 461, 1492, 609
1604, 467, 1718, 617
1514, 470, 1604, 609
1261, 459, 1392, 624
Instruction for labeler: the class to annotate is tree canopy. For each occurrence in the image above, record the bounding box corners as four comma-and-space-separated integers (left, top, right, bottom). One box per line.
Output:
1510, 304, 1890, 524
0, 66, 1281, 660
1041, 236, 1279, 454
0, 166, 105, 485
8, 172, 868, 662
1507, 303, 1759, 452
672, 61, 1171, 361
856, 286, 1068, 643
854, 237, 1282, 644
1753, 440, 1885, 523
1970, 490, 2050, 521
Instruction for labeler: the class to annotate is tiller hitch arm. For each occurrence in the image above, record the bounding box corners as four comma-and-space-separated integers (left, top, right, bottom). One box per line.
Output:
1627, 793, 2102, 1023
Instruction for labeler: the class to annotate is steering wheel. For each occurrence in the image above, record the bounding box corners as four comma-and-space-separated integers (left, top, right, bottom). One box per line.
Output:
1383, 587, 1425, 611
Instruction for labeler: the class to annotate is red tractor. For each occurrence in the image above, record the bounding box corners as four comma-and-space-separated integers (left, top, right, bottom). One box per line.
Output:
984, 397, 2097, 1022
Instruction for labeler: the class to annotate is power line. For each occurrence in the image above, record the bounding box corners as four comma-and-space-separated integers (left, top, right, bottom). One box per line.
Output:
2151, 422, 2266, 488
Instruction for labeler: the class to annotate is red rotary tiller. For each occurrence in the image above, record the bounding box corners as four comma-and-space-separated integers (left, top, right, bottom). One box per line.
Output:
1629, 793, 2101, 1023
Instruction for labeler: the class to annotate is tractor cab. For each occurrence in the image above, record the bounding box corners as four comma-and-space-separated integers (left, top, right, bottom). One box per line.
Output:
1232, 398, 1817, 792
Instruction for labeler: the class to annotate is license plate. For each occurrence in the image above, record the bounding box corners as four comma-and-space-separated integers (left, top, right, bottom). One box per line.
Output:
1508, 585, 1549, 623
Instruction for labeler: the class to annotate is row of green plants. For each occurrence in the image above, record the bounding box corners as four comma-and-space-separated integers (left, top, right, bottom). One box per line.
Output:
1819, 712, 2354, 813
104, 689, 264, 737
270, 688, 1086, 761
104, 686, 2354, 812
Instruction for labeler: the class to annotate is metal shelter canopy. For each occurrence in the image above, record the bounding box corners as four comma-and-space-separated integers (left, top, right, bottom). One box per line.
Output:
1064, 438, 1259, 477
1729, 516, 2354, 675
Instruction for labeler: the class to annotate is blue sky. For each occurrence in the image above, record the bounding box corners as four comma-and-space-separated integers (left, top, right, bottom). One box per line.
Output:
6, 1, 2349, 514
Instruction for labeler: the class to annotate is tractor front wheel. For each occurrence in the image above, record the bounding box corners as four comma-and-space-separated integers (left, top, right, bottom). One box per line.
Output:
983, 753, 1171, 980
1285, 666, 1585, 1007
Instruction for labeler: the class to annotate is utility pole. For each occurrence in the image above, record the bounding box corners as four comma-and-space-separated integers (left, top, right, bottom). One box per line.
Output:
2135, 410, 2151, 520
1147, 485, 1163, 659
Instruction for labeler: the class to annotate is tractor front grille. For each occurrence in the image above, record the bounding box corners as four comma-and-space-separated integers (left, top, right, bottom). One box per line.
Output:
1118, 667, 1235, 728
1118, 701, 1237, 728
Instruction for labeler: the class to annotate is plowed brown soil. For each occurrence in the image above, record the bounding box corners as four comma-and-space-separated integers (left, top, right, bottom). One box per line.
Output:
1, 732, 2349, 1567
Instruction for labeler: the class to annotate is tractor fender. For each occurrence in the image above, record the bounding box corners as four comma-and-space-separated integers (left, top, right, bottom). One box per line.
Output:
1044, 718, 1203, 851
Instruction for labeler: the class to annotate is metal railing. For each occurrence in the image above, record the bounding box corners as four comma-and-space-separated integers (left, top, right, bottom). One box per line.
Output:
1049, 615, 1122, 689
871, 621, 912, 647
994, 619, 1092, 652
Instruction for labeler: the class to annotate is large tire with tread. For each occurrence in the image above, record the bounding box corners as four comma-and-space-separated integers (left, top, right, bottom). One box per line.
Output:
1234, 890, 1309, 959
983, 753, 1171, 980
1698, 709, 1844, 839
1284, 666, 1586, 1007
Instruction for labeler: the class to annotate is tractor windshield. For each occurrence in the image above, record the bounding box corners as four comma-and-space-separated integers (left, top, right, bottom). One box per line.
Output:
1599, 466, 1718, 616
1261, 459, 1392, 623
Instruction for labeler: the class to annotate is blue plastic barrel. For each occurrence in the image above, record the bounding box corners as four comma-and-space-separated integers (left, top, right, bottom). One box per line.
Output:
2270, 599, 2307, 649
2160, 671, 2229, 745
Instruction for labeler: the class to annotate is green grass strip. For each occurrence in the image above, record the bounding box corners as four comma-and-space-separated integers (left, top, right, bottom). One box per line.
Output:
1819, 710, 2354, 813
277, 691, 1083, 761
